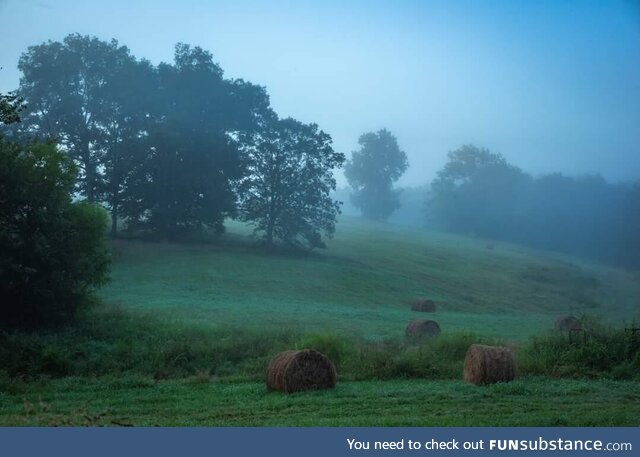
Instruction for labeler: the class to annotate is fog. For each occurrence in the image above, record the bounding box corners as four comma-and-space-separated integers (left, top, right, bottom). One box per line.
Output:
2, 1, 640, 429
1, 0, 639, 186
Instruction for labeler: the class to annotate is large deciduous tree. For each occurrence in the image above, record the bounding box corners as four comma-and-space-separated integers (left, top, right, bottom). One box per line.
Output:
345, 129, 408, 220
238, 116, 345, 248
121, 44, 270, 240
17, 34, 139, 204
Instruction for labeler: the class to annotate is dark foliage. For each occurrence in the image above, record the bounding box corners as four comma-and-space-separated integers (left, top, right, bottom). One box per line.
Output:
0, 137, 110, 327
0, 91, 25, 125
15, 36, 273, 241
120, 43, 270, 240
238, 116, 345, 248
17, 35, 137, 203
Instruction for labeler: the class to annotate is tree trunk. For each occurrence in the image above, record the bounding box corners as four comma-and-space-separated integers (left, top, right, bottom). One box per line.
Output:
266, 216, 275, 247
110, 207, 118, 237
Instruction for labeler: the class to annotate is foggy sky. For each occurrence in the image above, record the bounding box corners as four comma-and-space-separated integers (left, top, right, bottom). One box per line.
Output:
1, 0, 639, 186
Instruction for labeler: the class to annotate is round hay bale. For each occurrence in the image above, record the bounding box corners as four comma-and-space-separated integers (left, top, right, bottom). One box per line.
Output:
555, 315, 582, 331
265, 349, 337, 393
405, 319, 441, 338
410, 299, 436, 312
463, 344, 516, 385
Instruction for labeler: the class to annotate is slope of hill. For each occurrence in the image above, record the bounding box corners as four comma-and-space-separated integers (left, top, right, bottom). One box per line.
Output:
102, 216, 640, 342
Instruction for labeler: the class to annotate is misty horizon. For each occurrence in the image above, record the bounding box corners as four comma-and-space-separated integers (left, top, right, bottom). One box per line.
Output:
1, 0, 639, 187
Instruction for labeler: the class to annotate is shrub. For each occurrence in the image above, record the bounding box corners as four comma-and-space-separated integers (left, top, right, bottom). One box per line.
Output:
296, 331, 351, 369
517, 318, 640, 379
347, 332, 487, 380
0, 139, 110, 326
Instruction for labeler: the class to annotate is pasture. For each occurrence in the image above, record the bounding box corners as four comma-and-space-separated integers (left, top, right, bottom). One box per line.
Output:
104, 217, 638, 340
1, 217, 639, 426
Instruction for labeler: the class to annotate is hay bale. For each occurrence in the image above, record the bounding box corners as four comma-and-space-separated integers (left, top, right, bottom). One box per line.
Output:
265, 349, 337, 393
405, 319, 441, 338
410, 299, 436, 312
555, 315, 582, 331
463, 344, 516, 385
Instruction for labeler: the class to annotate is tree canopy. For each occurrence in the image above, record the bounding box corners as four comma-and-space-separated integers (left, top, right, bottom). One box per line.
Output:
9, 34, 347, 248
428, 144, 640, 267
430, 145, 529, 236
345, 129, 408, 220
17, 34, 138, 202
238, 116, 345, 248
15, 36, 274, 240
121, 43, 270, 240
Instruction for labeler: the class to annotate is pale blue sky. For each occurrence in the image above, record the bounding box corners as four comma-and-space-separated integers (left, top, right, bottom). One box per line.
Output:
1, 0, 639, 185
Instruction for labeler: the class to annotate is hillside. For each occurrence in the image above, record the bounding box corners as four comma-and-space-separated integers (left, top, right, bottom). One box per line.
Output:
102, 216, 640, 342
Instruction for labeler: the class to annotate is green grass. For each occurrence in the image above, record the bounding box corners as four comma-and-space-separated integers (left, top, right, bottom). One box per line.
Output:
103, 216, 640, 341
2, 216, 639, 426
1, 376, 638, 426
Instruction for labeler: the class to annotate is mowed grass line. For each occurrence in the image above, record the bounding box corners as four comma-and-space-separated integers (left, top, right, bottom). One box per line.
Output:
1, 377, 638, 426
102, 217, 640, 342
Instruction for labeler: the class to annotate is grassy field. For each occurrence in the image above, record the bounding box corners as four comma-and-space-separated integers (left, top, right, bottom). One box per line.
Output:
2, 216, 639, 426
2, 377, 639, 426
103, 217, 639, 341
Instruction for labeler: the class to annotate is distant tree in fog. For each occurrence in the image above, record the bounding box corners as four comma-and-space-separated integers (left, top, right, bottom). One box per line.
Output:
345, 129, 408, 220
428, 144, 640, 268
429, 144, 528, 236
238, 116, 345, 249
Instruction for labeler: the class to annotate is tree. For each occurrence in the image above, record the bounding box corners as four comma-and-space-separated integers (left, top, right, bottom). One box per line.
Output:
121, 44, 270, 240
0, 95, 110, 326
238, 116, 345, 248
345, 129, 408, 220
429, 145, 528, 236
428, 144, 640, 267
17, 34, 139, 204
99, 58, 156, 236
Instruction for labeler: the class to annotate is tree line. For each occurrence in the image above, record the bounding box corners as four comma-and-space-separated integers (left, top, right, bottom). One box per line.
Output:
0, 34, 349, 326
4, 34, 345, 248
429, 145, 640, 268
340, 138, 639, 269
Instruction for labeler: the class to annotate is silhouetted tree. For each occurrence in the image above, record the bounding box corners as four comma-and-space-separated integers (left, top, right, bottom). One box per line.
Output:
345, 129, 408, 220
121, 44, 270, 240
17, 34, 139, 203
238, 116, 345, 248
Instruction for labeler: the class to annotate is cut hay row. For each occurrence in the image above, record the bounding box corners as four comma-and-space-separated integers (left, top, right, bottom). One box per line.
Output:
463, 344, 516, 385
266, 349, 337, 393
